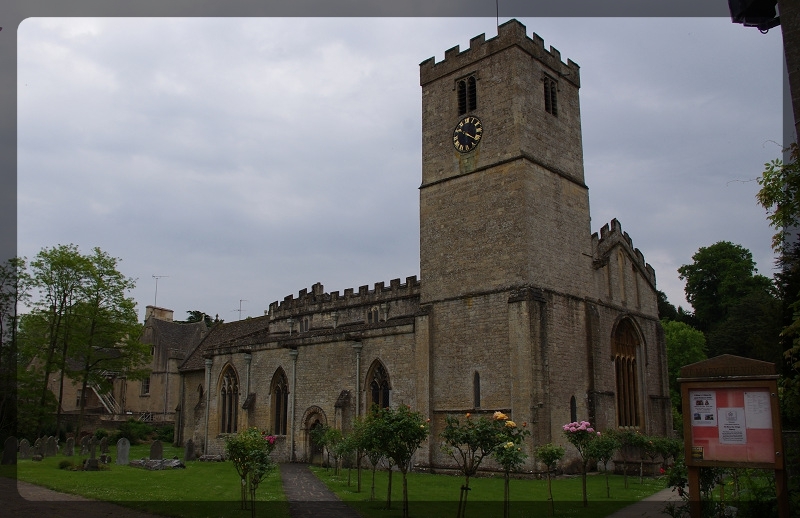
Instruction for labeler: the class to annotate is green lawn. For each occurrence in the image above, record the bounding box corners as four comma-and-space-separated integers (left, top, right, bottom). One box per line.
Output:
310, 466, 668, 518
4, 443, 290, 518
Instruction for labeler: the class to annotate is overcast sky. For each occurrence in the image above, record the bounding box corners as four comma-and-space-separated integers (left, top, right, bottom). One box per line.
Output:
16, 17, 785, 322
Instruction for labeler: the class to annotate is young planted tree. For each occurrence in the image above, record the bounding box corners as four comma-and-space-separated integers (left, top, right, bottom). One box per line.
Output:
324, 427, 344, 475
377, 405, 429, 518
586, 431, 620, 498
489, 413, 530, 518
562, 420, 598, 507
359, 411, 388, 502
535, 443, 564, 517
441, 412, 507, 518
224, 427, 277, 518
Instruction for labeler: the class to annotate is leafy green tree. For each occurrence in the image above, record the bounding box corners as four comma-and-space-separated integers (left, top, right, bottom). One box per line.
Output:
323, 427, 344, 475
359, 411, 388, 501
586, 431, 620, 498
183, 310, 214, 328
441, 411, 508, 518
375, 405, 429, 518
678, 241, 780, 360
224, 427, 277, 518
534, 443, 564, 516
662, 320, 707, 414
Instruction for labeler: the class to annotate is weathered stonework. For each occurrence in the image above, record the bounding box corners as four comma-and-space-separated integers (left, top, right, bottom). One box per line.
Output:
177, 19, 671, 473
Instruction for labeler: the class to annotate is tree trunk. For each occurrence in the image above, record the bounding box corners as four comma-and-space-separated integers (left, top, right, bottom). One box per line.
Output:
581, 460, 588, 507
503, 471, 510, 518
371, 466, 377, 501
547, 471, 554, 517
386, 467, 392, 509
402, 470, 409, 518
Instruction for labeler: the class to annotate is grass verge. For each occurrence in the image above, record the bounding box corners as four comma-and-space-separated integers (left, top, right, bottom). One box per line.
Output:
3, 443, 290, 518
310, 466, 669, 518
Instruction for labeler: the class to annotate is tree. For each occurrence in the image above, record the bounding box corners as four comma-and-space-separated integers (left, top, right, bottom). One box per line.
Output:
376, 405, 429, 518
662, 320, 707, 413
68, 248, 148, 438
359, 411, 388, 501
586, 432, 620, 498
535, 443, 564, 517
0, 257, 28, 444
224, 427, 277, 518
183, 310, 214, 328
678, 241, 779, 360
489, 413, 529, 518
562, 420, 598, 507
440, 411, 508, 518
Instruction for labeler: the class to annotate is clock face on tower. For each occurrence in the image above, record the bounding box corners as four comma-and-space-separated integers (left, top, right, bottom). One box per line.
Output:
452, 115, 483, 153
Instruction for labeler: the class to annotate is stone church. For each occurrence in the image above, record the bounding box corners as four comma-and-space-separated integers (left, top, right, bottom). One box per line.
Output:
177, 19, 671, 469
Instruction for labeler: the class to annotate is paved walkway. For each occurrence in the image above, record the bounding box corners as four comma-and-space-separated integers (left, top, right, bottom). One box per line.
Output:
1, 464, 682, 518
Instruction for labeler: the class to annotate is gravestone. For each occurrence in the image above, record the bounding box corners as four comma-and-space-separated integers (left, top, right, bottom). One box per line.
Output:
18, 439, 31, 459
65, 437, 74, 456
84, 437, 99, 471
150, 440, 163, 460
45, 436, 57, 457
1, 436, 17, 465
116, 438, 130, 465
33, 438, 42, 456
80, 435, 90, 455
99, 436, 108, 454
184, 439, 195, 462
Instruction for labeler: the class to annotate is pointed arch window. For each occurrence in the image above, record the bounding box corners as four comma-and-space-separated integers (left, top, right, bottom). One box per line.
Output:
613, 319, 640, 428
220, 366, 239, 434
368, 361, 391, 409
367, 306, 379, 324
457, 75, 477, 115
543, 75, 558, 116
271, 368, 289, 435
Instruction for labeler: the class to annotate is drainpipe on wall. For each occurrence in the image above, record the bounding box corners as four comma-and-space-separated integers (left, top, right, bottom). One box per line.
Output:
352, 342, 362, 417
244, 353, 252, 398
203, 358, 212, 455
289, 348, 299, 461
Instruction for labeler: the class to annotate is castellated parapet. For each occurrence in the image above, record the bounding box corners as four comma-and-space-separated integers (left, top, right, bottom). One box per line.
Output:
592, 218, 656, 287
419, 19, 580, 88
269, 276, 420, 314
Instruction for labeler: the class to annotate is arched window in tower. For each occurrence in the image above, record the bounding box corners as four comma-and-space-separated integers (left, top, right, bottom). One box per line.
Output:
613, 319, 641, 428
219, 365, 239, 434
473, 371, 481, 409
367, 306, 379, 324
457, 75, 477, 115
543, 75, 558, 116
367, 360, 391, 410
270, 368, 289, 435
300, 316, 310, 333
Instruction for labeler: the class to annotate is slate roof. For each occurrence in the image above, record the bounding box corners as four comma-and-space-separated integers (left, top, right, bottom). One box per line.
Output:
144, 318, 208, 359
180, 315, 271, 372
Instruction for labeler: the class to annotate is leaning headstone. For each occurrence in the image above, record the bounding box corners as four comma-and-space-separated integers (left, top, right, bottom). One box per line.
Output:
116, 438, 130, 465
80, 435, 90, 455
18, 439, 31, 459
150, 440, 163, 461
33, 438, 42, 456
99, 436, 108, 454
65, 437, 74, 457
1, 436, 17, 465
45, 436, 57, 457
184, 439, 195, 462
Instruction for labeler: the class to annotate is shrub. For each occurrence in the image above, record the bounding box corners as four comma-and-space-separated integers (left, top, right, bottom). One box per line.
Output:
58, 459, 74, 470
113, 419, 154, 445
94, 428, 109, 440
156, 425, 174, 443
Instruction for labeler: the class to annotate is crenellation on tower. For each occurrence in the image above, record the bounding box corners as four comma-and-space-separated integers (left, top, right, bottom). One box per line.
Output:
420, 19, 580, 88
592, 218, 656, 287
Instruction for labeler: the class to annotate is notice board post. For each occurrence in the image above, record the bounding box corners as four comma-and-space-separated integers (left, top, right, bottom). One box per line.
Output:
679, 354, 789, 518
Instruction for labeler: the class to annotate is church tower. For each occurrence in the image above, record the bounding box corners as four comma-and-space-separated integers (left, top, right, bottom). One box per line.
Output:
419, 20, 591, 304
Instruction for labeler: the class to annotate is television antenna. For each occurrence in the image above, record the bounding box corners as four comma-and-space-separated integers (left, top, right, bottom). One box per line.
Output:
152, 275, 169, 307
233, 299, 248, 321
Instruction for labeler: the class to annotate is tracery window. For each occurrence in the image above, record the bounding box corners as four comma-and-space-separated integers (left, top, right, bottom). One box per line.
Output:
613, 319, 640, 428
220, 366, 239, 434
368, 361, 391, 410
457, 75, 477, 115
543, 75, 558, 116
271, 368, 289, 435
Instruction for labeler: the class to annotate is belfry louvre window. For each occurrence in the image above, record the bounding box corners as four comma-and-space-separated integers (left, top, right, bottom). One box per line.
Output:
368, 361, 391, 409
367, 306, 379, 324
543, 76, 558, 116
457, 75, 477, 115
613, 319, 640, 428
220, 366, 239, 434
271, 369, 289, 435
